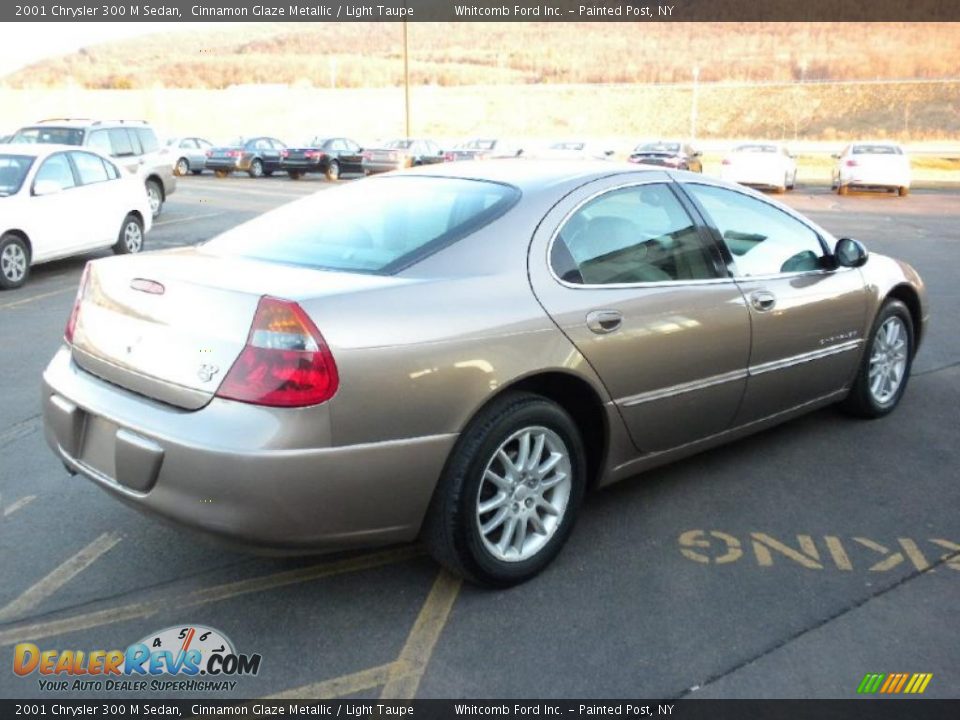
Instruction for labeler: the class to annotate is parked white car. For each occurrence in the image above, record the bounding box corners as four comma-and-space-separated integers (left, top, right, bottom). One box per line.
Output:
832, 142, 911, 196
720, 142, 797, 193
0, 144, 152, 289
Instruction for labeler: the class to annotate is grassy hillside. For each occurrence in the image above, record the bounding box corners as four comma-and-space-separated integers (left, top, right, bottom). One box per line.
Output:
4, 22, 960, 90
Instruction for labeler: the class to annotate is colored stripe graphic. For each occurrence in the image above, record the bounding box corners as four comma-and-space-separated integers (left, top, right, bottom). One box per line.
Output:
858, 672, 932, 694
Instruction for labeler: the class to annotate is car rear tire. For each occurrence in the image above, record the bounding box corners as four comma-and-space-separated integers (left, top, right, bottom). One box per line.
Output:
175, 158, 190, 176
145, 180, 163, 218
0, 233, 30, 290
840, 299, 914, 419
248, 159, 264, 178
898, 186, 910, 197
325, 160, 340, 181
423, 392, 586, 587
214, 169, 230, 179
112, 214, 144, 255
287, 171, 304, 180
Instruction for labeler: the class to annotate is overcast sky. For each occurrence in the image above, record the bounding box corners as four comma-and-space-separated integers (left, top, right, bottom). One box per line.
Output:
0, 23, 218, 78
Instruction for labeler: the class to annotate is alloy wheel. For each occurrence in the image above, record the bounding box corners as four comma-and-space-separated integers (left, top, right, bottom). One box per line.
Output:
868, 316, 908, 404
475, 425, 572, 563
1, 243, 27, 283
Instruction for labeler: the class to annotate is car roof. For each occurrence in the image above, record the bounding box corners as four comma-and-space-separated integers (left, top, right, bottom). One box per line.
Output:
401, 158, 665, 191
27, 119, 150, 129
0, 143, 78, 158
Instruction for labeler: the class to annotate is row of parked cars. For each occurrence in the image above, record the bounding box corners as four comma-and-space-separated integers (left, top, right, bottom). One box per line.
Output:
166, 133, 913, 196
0, 116, 915, 291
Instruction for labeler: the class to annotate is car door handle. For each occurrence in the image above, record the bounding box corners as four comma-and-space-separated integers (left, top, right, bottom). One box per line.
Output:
750, 290, 777, 312
586, 310, 623, 334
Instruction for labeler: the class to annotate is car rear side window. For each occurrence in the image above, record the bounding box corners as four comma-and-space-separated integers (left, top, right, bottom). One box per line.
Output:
552, 183, 720, 285
685, 184, 826, 276
71, 152, 111, 185
203, 176, 520, 274
135, 128, 159, 153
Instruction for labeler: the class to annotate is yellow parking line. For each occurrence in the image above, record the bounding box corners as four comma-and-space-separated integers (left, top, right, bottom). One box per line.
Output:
0, 286, 74, 311
0, 531, 122, 623
380, 570, 462, 699
0, 545, 422, 646
3, 495, 37, 517
266, 663, 396, 700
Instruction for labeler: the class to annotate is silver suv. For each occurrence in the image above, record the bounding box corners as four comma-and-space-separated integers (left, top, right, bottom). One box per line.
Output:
11, 119, 176, 217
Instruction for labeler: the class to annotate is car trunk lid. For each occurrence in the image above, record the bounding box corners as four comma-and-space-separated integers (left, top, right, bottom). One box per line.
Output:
69, 249, 396, 410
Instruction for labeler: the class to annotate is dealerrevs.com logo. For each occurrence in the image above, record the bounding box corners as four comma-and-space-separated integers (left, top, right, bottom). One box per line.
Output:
13, 625, 262, 693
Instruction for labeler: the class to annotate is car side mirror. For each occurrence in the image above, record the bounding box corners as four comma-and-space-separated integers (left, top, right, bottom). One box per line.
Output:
835, 237, 869, 268
33, 179, 62, 196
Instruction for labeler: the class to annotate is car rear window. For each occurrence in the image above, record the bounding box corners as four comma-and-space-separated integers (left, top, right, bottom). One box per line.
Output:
734, 144, 777, 153
636, 142, 680, 153
11, 126, 84, 146
853, 145, 902, 155
0, 155, 34, 196
203, 176, 520, 274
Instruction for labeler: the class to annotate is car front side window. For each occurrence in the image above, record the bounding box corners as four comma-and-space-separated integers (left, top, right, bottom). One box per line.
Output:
685, 183, 826, 277
34, 153, 76, 191
71, 151, 111, 185
551, 183, 721, 285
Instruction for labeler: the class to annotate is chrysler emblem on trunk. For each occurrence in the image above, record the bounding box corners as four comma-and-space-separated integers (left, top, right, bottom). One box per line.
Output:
197, 364, 220, 383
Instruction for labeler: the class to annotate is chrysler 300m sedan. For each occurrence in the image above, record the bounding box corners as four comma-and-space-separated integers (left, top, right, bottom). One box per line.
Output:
42, 162, 927, 586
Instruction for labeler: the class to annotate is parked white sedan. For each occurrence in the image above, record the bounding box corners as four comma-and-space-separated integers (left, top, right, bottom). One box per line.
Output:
832, 142, 911, 196
0, 144, 151, 289
720, 142, 797, 193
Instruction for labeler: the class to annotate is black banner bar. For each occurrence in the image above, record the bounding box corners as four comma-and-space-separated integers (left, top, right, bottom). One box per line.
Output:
5, 0, 960, 23
2, 700, 960, 719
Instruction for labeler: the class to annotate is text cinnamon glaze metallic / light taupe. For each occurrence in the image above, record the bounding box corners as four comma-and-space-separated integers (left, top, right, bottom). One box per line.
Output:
42, 161, 928, 586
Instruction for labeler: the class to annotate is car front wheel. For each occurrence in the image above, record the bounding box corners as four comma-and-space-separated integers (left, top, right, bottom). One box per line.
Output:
841, 299, 914, 418
0, 233, 30, 290
248, 159, 264, 178
424, 392, 586, 587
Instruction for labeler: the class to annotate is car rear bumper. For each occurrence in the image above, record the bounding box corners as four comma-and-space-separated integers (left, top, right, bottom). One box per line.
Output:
205, 158, 243, 171
362, 160, 404, 174
281, 160, 322, 171
720, 167, 786, 188
42, 346, 455, 552
840, 170, 910, 188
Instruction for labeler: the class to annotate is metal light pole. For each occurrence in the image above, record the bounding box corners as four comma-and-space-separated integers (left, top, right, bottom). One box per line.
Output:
403, 21, 411, 138
690, 66, 700, 140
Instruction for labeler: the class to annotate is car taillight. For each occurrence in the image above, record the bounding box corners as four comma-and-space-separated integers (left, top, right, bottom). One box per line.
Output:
64, 264, 92, 345
281, 149, 289, 158
846, 159, 858, 167
229, 150, 241, 158
443, 152, 454, 162
216, 296, 339, 408
205, 150, 212, 158
721, 158, 732, 165
362, 151, 372, 160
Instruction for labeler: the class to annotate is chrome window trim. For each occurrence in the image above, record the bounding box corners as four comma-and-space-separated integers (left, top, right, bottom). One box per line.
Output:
546, 179, 732, 291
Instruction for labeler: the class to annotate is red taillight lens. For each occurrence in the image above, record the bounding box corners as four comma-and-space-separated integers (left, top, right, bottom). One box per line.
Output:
64, 264, 92, 344
846, 159, 858, 167
229, 150, 241, 158
216, 297, 339, 408
205, 150, 212, 158
362, 151, 372, 160
281, 149, 289, 158
721, 158, 732, 165
443, 152, 454, 162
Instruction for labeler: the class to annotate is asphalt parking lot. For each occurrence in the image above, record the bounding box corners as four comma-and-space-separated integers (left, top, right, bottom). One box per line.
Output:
1, 173, 958, 701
